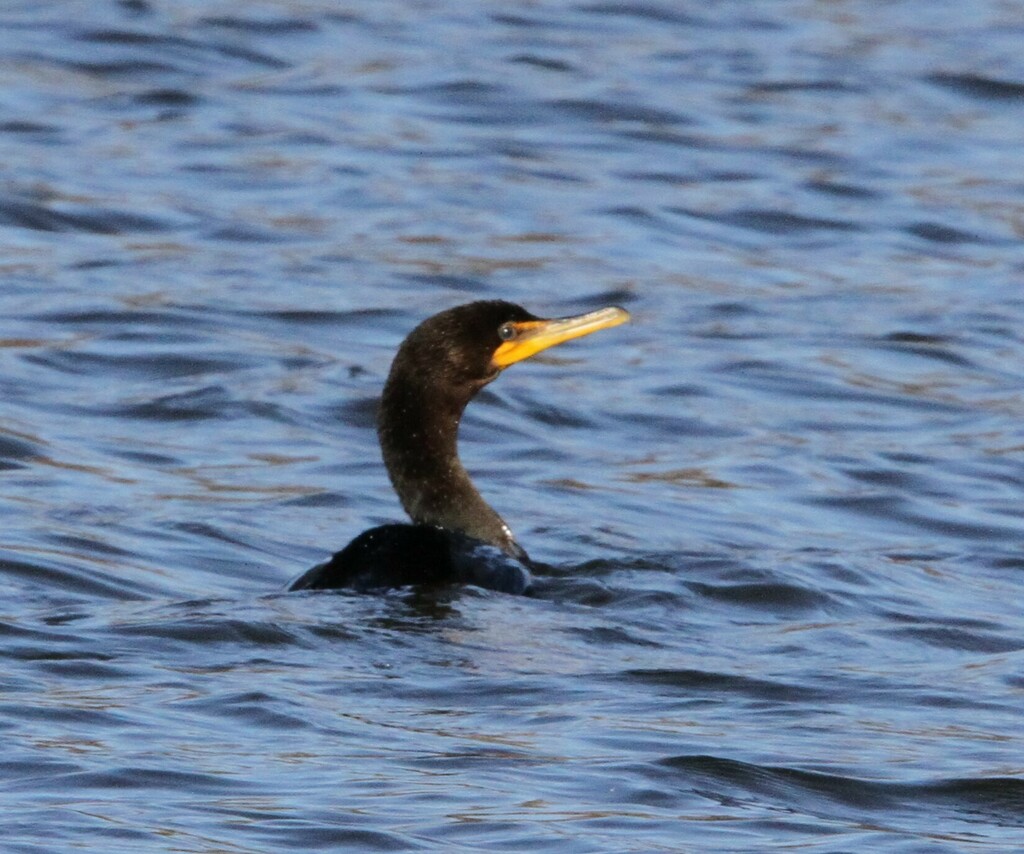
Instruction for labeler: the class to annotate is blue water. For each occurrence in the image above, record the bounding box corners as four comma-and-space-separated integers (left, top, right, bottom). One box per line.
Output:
2, 1, 1023, 851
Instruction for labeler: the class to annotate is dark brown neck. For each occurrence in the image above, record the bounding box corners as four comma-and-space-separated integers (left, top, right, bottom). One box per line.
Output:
377, 371, 520, 556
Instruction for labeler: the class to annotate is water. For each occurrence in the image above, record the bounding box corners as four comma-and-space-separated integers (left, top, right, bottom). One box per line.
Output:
2, 1, 1023, 850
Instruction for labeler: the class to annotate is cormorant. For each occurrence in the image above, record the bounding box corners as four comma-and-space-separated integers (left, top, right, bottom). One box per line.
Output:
289, 300, 629, 594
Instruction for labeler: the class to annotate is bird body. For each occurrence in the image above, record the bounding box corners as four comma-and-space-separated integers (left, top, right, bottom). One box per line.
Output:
290, 300, 628, 593
289, 523, 531, 593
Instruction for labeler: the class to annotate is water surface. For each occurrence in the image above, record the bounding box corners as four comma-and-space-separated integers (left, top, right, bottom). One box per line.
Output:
2, 1, 1023, 851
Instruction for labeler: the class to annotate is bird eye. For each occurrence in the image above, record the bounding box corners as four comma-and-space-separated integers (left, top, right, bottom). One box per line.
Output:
498, 323, 516, 341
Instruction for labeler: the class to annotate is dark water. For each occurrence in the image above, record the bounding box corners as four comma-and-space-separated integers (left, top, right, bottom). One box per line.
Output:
2, 1, 1023, 850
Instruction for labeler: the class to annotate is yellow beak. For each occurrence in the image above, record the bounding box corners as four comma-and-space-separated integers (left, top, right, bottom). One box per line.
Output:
491, 306, 630, 369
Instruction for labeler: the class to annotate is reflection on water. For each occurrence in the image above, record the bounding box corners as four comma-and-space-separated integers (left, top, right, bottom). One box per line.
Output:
2, 1, 1024, 851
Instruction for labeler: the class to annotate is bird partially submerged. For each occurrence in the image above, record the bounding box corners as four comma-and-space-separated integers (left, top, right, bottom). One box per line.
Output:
289, 300, 629, 594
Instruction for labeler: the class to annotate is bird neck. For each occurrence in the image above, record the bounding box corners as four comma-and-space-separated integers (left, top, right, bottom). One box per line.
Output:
378, 373, 520, 556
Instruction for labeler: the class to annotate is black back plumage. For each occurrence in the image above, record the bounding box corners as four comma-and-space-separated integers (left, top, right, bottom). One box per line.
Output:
289, 524, 531, 594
